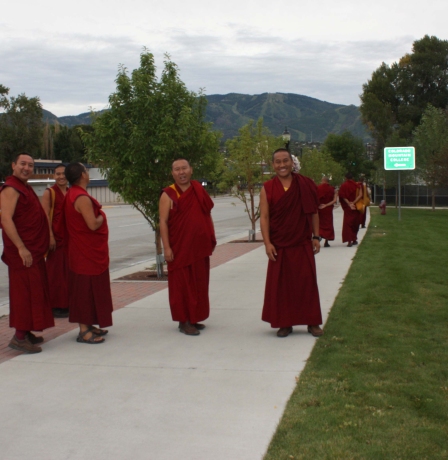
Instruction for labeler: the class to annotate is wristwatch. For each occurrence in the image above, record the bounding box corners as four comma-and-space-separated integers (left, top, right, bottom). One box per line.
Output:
312, 236, 322, 242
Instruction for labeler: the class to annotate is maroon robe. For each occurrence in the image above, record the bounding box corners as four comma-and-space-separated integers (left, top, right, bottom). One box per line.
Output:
339, 179, 361, 243
317, 183, 335, 241
46, 184, 69, 309
262, 173, 323, 328
163, 181, 216, 323
1, 176, 54, 331
60, 185, 113, 327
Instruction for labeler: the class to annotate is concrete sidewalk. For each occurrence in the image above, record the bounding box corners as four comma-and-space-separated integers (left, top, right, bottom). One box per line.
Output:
0, 207, 368, 460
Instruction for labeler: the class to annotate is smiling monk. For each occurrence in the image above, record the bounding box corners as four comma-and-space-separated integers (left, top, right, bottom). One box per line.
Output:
159, 159, 216, 336
260, 148, 323, 338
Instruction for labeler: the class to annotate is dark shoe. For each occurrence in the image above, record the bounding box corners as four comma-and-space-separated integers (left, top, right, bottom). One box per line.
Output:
26, 332, 44, 344
192, 323, 206, 330
76, 329, 105, 344
179, 322, 200, 336
8, 335, 42, 353
347, 242, 353, 247
89, 326, 109, 336
53, 308, 69, 318
352, 241, 358, 245
324, 240, 330, 247
308, 325, 324, 337
277, 327, 293, 338
361, 225, 366, 228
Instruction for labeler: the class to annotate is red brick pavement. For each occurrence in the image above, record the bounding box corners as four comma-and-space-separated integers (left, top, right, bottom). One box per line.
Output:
0, 240, 263, 364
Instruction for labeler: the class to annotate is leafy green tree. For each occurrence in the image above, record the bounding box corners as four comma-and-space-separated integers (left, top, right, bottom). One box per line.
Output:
360, 35, 448, 156
300, 148, 345, 186
82, 51, 220, 271
0, 84, 43, 180
322, 131, 374, 179
221, 118, 282, 240
413, 105, 448, 209
54, 125, 90, 163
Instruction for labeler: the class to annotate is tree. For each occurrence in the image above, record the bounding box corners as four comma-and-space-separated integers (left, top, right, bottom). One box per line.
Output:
360, 35, 448, 156
221, 118, 283, 240
300, 148, 345, 185
413, 105, 448, 209
54, 125, 90, 163
82, 51, 220, 274
322, 131, 374, 179
0, 84, 43, 180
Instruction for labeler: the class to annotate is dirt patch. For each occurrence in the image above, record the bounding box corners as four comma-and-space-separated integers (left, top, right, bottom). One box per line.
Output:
116, 271, 168, 281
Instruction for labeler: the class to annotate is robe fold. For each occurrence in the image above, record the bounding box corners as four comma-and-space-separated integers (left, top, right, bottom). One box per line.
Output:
317, 183, 335, 241
262, 173, 323, 328
61, 185, 113, 327
339, 179, 361, 243
164, 181, 216, 323
1, 175, 54, 331
46, 184, 69, 309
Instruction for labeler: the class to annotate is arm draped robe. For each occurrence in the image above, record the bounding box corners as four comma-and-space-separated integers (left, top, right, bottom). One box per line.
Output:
163, 180, 216, 323
1, 175, 54, 331
262, 173, 323, 328
317, 183, 335, 241
338, 179, 361, 243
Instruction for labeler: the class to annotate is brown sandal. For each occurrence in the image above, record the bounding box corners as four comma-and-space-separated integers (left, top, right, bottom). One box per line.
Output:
89, 326, 109, 336
76, 329, 105, 344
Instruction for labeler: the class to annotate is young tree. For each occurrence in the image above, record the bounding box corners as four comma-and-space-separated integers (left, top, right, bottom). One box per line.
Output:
300, 148, 345, 185
82, 51, 220, 274
0, 84, 43, 180
221, 118, 283, 240
413, 105, 448, 209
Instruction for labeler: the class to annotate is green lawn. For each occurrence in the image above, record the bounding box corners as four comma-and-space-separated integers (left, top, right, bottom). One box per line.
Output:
265, 208, 448, 460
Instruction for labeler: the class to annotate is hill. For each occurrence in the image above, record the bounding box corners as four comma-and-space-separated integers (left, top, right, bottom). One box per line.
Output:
43, 92, 370, 142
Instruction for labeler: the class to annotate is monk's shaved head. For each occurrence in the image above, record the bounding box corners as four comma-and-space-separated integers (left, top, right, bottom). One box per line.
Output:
14, 152, 34, 164
172, 158, 191, 169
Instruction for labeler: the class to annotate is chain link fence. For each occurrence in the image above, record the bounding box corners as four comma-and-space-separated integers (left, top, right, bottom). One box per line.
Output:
372, 185, 448, 206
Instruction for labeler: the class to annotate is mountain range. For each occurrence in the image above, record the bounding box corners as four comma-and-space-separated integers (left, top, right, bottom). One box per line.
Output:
42, 92, 370, 143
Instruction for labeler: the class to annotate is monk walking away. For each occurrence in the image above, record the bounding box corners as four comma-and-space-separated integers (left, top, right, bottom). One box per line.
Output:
159, 159, 216, 336
61, 163, 113, 344
42, 164, 69, 318
1, 153, 54, 353
317, 176, 338, 248
339, 172, 362, 247
260, 148, 323, 338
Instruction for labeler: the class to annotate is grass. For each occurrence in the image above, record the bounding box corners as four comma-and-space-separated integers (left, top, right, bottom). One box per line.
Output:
264, 208, 448, 460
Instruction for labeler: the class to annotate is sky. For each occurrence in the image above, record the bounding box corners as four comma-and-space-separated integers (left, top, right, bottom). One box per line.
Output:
1, 0, 447, 117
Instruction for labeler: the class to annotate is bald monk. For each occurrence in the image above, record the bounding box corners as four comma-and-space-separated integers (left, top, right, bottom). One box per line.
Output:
317, 176, 337, 247
1, 153, 54, 353
159, 159, 216, 336
338, 172, 362, 247
42, 164, 69, 318
61, 163, 113, 344
260, 148, 323, 338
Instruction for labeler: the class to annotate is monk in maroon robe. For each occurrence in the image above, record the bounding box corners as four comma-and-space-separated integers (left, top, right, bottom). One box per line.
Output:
260, 149, 323, 338
1, 153, 54, 353
338, 172, 362, 247
317, 176, 337, 247
42, 164, 69, 318
159, 159, 216, 336
60, 163, 113, 344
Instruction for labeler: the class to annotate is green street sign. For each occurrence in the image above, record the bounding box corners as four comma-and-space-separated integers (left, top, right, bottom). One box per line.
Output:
384, 147, 415, 170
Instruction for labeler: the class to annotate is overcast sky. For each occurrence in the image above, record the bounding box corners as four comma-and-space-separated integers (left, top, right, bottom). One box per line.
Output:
2, 0, 447, 117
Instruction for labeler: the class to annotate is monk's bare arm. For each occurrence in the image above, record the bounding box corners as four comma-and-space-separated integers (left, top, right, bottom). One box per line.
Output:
260, 187, 277, 262
1, 187, 33, 267
159, 192, 173, 262
41, 189, 56, 251
75, 195, 104, 231
311, 213, 320, 254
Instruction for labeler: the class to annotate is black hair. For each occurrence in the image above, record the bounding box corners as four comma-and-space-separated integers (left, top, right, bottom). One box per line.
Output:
54, 164, 66, 171
272, 148, 292, 161
172, 158, 191, 169
65, 163, 86, 185
14, 152, 33, 163
345, 172, 353, 180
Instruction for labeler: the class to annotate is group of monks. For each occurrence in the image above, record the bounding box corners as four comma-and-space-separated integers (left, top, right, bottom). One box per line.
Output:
318, 172, 370, 249
2, 150, 371, 353
1, 154, 112, 353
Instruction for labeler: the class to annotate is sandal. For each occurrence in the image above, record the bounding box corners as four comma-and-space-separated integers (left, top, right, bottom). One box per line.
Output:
76, 329, 105, 344
89, 326, 109, 336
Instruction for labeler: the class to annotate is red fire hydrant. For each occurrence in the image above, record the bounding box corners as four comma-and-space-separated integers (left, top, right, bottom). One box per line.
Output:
379, 200, 386, 215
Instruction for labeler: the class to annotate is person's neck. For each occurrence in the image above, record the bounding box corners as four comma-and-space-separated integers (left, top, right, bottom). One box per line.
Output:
277, 174, 292, 188
56, 184, 68, 194
176, 181, 191, 192
75, 182, 87, 191
12, 174, 28, 185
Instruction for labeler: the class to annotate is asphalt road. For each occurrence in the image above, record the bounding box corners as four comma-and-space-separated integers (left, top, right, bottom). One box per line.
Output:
0, 195, 258, 306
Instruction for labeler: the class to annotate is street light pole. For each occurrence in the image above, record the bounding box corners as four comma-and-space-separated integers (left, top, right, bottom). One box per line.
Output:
282, 126, 291, 152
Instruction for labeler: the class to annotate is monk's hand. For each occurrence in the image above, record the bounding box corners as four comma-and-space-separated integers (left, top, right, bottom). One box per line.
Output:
18, 246, 33, 267
313, 239, 321, 255
49, 234, 57, 251
349, 202, 356, 210
164, 248, 174, 262
265, 243, 277, 261
318, 204, 326, 209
